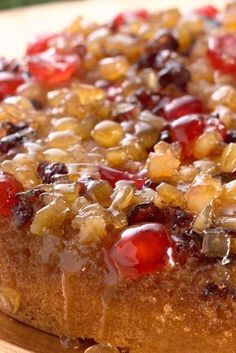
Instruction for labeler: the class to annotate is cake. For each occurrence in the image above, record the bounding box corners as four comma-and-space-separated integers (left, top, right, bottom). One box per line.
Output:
1, 3, 236, 353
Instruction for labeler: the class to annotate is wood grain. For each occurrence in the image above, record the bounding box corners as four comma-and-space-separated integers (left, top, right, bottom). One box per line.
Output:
0, 310, 89, 353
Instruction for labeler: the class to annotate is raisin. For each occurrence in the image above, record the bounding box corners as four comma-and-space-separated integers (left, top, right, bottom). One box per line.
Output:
11, 200, 34, 229
135, 88, 161, 110
225, 130, 236, 143
0, 126, 36, 154
158, 61, 191, 90
174, 209, 193, 227
159, 129, 172, 143
37, 162, 68, 184
137, 53, 157, 70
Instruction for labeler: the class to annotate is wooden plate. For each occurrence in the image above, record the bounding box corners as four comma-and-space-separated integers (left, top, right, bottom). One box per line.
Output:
0, 0, 225, 351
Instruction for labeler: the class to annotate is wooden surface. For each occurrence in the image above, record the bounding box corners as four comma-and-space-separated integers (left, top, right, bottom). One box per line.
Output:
0, 310, 90, 353
0, 0, 228, 351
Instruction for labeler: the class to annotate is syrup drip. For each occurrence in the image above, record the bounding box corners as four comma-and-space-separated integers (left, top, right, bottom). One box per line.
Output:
98, 254, 119, 341
61, 271, 70, 335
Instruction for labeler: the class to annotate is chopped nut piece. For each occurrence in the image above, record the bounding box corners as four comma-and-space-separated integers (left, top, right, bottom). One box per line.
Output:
221, 143, 236, 173
154, 182, 184, 208
91, 120, 124, 147
192, 204, 213, 232
30, 198, 70, 236
71, 83, 106, 105
111, 181, 136, 210
193, 130, 222, 159
79, 216, 107, 244
99, 56, 129, 81
222, 180, 236, 201
186, 175, 222, 214
147, 151, 180, 180
209, 85, 236, 111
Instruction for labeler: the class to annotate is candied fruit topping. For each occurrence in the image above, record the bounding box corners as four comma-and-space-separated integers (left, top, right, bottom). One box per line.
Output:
1, 3, 236, 280
27, 50, 80, 85
196, 6, 218, 19
26, 33, 60, 56
208, 34, 236, 75
110, 10, 149, 31
170, 114, 225, 158
37, 162, 68, 184
0, 72, 24, 100
98, 165, 145, 189
0, 172, 24, 217
164, 95, 204, 121
109, 223, 174, 279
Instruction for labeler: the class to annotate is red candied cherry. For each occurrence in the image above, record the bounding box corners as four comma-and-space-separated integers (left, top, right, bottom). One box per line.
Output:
0, 173, 24, 217
170, 114, 205, 158
109, 223, 175, 279
208, 34, 236, 75
196, 5, 218, 19
26, 33, 60, 56
164, 95, 204, 121
170, 114, 226, 158
27, 50, 80, 86
0, 72, 24, 100
98, 165, 145, 189
110, 9, 149, 31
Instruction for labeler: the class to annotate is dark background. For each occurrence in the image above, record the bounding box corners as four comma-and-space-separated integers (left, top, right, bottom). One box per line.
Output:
0, 0, 65, 10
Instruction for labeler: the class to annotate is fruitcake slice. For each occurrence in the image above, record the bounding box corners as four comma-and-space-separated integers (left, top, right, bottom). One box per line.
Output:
1, 3, 236, 353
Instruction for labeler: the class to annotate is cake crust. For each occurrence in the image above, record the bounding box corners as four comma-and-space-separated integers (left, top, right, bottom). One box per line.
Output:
1, 218, 236, 353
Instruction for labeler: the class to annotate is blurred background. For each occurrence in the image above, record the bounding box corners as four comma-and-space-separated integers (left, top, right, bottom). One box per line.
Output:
0, 0, 65, 10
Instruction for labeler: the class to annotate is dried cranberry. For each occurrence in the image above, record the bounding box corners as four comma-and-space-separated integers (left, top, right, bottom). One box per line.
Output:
208, 34, 236, 75
37, 162, 68, 184
226, 130, 236, 143
1, 121, 29, 135
202, 282, 229, 300
164, 95, 204, 121
159, 129, 172, 143
110, 10, 149, 31
196, 6, 218, 19
158, 62, 191, 90
137, 52, 157, 70
0, 72, 24, 100
135, 88, 161, 110
27, 50, 80, 86
0, 126, 36, 154
128, 202, 161, 225
0, 173, 24, 217
174, 209, 193, 228
109, 223, 174, 279
147, 30, 179, 54
98, 165, 145, 189
26, 33, 60, 55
